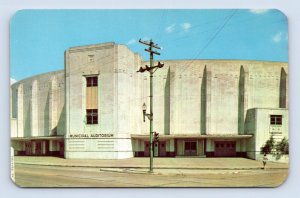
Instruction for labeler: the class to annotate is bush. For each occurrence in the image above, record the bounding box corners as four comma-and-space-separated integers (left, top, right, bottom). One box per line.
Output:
260, 136, 275, 154
260, 136, 289, 157
275, 137, 289, 155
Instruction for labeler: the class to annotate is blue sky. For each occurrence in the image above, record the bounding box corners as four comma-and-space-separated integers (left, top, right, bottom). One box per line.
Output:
10, 9, 288, 82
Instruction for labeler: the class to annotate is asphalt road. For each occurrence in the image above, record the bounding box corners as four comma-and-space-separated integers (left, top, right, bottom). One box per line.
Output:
14, 164, 288, 187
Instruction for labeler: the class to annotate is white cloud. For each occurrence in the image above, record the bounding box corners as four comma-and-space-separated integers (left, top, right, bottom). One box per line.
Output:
142, 36, 150, 41
272, 32, 284, 43
165, 24, 175, 33
250, 9, 269, 14
10, 78, 17, 85
165, 23, 191, 34
127, 39, 136, 45
181, 22, 191, 32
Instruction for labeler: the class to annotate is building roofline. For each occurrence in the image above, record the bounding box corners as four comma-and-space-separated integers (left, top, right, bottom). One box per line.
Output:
145, 59, 288, 64
10, 69, 64, 87
67, 42, 116, 51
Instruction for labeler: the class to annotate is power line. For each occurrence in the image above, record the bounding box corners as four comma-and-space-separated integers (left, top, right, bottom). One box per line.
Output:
155, 9, 167, 42
157, 10, 235, 42
176, 10, 238, 75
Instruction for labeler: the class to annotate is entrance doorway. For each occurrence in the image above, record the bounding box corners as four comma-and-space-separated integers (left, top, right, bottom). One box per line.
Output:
25, 142, 32, 155
158, 141, 167, 157
144, 141, 150, 157
59, 142, 64, 157
144, 141, 167, 157
35, 142, 42, 155
184, 141, 197, 156
214, 141, 236, 157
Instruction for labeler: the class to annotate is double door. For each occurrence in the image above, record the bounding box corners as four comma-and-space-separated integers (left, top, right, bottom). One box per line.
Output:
184, 141, 197, 156
144, 141, 167, 157
214, 141, 236, 157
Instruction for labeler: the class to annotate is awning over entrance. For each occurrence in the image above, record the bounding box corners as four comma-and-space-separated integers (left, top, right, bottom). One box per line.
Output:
11, 136, 64, 141
131, 134, 252, 140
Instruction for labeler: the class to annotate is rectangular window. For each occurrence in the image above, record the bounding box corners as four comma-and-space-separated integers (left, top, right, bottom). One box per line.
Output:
86, 76, 98, 87
185, 142, 191, 150
86, 76, 98, 124
190, 142, 197, 150
270, 115, 282, 125
86, 109, 98, 124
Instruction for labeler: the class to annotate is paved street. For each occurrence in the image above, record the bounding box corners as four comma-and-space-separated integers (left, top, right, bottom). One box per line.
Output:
13, 157, 288, 187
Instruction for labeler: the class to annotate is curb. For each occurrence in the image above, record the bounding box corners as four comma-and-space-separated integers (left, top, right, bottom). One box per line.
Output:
15, 162, 288, 170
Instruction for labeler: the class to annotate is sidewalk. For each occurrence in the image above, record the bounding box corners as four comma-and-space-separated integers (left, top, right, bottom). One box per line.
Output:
14, 156, 288, 170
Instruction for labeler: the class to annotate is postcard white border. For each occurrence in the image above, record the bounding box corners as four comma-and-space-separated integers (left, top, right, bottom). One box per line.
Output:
1, 0, 299, 197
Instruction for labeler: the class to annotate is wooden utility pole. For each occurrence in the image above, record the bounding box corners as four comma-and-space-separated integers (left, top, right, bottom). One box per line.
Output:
137, 39, 163, 173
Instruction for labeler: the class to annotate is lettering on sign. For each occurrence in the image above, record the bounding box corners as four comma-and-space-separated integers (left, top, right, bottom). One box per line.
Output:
270, 132, 282, 135
68, 133, 114, 138
269, 125, 282, 135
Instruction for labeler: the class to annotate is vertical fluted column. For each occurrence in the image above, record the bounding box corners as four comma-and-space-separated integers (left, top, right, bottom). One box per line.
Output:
279, 67, 287, 108
31, 80, 38, 136
17, 84, 24, 137
238, 65, 249, 134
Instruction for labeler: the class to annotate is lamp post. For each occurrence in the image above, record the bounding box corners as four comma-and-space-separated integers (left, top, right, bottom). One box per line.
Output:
142, 102, 154, 172
142, 103, 152, 122
137, 39, 163, 173
142, 103, 146, 122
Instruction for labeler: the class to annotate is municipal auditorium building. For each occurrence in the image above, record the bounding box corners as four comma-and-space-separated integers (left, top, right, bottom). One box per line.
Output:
10, 42, 288, 160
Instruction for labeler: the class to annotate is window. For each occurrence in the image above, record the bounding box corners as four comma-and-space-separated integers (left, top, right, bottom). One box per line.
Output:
190, 142, 196, 150
185, 142, 190, 150
86, 109, 98, 124
270, 115, 282, 125
185, 141, 197, 150
86, 76, 98, 87
86, 76, 98, 124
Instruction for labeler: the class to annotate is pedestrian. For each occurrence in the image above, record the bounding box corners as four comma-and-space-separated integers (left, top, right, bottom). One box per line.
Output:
262, 153, 268, 170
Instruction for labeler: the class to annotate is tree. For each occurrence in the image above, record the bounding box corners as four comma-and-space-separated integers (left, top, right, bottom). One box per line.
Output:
261, 136, 275, 154
275, 137, 289, 155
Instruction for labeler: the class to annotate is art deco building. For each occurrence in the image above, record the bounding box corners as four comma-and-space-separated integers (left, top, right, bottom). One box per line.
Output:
10, 42, 288, 160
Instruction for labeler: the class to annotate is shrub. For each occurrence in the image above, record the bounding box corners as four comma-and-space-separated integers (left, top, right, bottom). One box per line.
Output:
260, 136, 275, 154
275, 137, 289, 155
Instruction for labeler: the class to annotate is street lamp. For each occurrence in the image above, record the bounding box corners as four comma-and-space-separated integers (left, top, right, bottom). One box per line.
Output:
142, 103, 152, 122
142, 103, 146, 122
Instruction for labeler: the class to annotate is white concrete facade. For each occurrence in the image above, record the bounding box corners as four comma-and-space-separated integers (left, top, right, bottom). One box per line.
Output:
11, 42, 289, 160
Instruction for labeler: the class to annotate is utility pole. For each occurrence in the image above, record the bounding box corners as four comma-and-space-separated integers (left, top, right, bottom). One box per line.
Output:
137, 39, 163, 173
